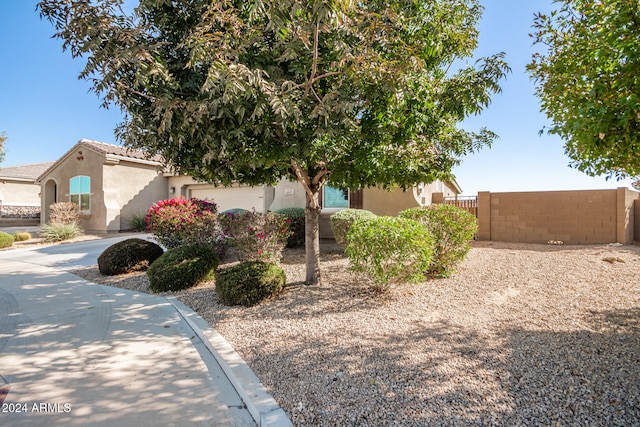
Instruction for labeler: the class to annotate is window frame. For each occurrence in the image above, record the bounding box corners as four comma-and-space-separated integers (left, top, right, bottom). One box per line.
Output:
69, 175, 91, 213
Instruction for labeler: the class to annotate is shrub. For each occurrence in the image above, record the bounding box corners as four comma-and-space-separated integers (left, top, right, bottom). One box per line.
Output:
147, 244, 219, 292
219, 210, 290, 262
274, 207, 305, 247
49, 202, 80, 224
220, 208, 249, 216
329, 208, 377, 246
98, 238, 164, 276
345, 216, 434, 290
12, 232, 31, 242
145, 197, 226, 254
40, 222, 83, 242
0, 231, 14, 249
400, 205, 478, 277
128, 212, 148, 232
216, 261, 286, 307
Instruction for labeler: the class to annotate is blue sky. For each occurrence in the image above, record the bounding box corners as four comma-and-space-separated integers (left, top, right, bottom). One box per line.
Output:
0, 1, 634, 195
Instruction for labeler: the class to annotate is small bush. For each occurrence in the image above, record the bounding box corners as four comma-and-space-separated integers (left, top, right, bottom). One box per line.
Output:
145, 197, 226, 254
330, 208, 377, 246
219, 210, 290, 262
49, 202, 80, 224
216, 261, 286, 307
275, 207, 305, 247
400, 205, 478, 277
40, 222, 83, 242
12, 232, 31, 242
0, 231, 15, 249
220, 208, 249, 216
345, 216, 434, 290
147, 244, 219, 292
128, 212, 148, 232
98, 238, 164, 276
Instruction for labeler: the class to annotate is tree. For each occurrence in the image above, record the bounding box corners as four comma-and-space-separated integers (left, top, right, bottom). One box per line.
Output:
0, 132, 6, 165
38, 0, 508, 285
528, 0, 640, 180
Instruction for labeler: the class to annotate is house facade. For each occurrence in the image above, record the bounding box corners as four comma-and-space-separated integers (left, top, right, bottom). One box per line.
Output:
0, 162, 54, 208
35, 139, 461, 233
38, 140, 167, 231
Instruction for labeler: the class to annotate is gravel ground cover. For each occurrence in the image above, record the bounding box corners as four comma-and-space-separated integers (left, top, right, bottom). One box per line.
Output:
72, 240, 640, 426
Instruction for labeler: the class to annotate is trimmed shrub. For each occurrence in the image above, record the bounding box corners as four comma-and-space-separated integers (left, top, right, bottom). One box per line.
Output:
49, 202, 80, 224
145, 197, 226, 254
0, 231, 15, 249
216, 261, 286, 307
12, 232, 31, 242
219, 210, 290, 262
98, 238, 164, 276
345, 216, 434, 290
40, 222, 83, 242
400, 205, 478, 277
275, 207, 305, 247
220, 208, 249, 216
147, 244, 219, 292
330, 208, 377, 246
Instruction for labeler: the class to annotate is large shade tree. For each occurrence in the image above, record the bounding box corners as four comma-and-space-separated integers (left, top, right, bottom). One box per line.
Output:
528, 0, 640, 180
39, 0, 509, 285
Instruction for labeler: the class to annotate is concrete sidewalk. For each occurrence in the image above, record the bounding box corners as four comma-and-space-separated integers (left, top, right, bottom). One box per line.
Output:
0, 250, 291, 426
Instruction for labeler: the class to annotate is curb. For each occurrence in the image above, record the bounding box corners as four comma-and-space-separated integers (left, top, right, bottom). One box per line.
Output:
167, 297, 292, 427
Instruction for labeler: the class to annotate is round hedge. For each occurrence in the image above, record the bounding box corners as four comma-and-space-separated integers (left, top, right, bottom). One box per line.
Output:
329, 208, 377, 246
147, 244, 219, 292
98, 238, 164, 276
216, 261, 286, 307
0, 231, 14, 249
12, 232, 31, 242
274, 207, 305, 247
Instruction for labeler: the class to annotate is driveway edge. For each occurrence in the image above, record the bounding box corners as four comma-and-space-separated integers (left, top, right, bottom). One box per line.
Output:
166, 297, 292, 427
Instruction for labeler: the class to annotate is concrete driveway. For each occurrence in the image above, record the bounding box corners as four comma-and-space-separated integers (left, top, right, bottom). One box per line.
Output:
0, 237, 290, 427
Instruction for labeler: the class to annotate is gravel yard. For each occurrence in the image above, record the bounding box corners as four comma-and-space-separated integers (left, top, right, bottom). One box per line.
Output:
73, 240, 640, 426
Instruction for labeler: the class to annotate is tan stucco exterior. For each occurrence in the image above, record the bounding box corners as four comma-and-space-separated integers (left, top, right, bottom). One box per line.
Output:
362, 181, 460, 216
38, 140, 166, 232
0, 180, 41, 207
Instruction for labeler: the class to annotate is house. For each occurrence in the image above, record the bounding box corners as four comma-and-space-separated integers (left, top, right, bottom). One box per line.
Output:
35, 139, 461, 233
37, 140, 167, 232
0, 162, 54, 220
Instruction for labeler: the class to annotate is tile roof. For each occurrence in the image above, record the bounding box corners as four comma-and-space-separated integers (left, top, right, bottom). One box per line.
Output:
78, 139, 164, 163
37, 139, 166, 181
0, 162, 56, 181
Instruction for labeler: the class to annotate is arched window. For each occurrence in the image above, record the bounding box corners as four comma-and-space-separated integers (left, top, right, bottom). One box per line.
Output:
69, 175, 91, 211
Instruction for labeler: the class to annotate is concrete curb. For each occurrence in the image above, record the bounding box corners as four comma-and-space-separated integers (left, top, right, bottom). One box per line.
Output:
167, 297, 292, 427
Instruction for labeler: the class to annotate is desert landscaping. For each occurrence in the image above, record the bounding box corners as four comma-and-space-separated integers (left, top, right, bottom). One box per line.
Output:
73, 239, 640, 426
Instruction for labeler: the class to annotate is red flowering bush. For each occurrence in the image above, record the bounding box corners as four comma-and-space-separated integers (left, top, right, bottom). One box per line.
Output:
145, 197, 226, 254
219, 210, 291, 262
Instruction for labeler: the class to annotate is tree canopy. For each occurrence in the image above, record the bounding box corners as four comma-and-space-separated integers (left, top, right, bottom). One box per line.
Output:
528, 0, 640, 180
39, 0, 508, 284
0, 132, 6, 165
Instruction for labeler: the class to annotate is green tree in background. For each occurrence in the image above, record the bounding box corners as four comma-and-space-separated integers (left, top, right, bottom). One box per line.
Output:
38, 0, 509, 285
528, 0, 640, 180
0, 132, 6, 164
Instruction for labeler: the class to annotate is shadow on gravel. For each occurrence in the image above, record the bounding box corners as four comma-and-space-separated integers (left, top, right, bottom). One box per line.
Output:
249, 308, 640, 426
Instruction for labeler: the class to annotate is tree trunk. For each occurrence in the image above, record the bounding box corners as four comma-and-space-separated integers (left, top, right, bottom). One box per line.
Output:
304, 191, 322, 285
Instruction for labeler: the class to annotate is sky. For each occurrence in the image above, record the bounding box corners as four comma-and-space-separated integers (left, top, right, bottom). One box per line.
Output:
0, 1, 635, 196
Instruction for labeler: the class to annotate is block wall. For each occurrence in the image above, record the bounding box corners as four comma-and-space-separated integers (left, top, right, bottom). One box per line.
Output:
476, 188, 639, 245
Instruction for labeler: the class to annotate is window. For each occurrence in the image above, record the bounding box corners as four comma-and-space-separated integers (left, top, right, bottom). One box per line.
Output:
323, 185, 349, 208
69, 175, 90, 211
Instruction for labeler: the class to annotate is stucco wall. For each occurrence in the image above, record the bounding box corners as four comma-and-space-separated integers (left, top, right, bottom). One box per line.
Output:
40, 147, 106, 231
103, 161, 167, 231
477, 188, 640, 245
0, 181, 41, 206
